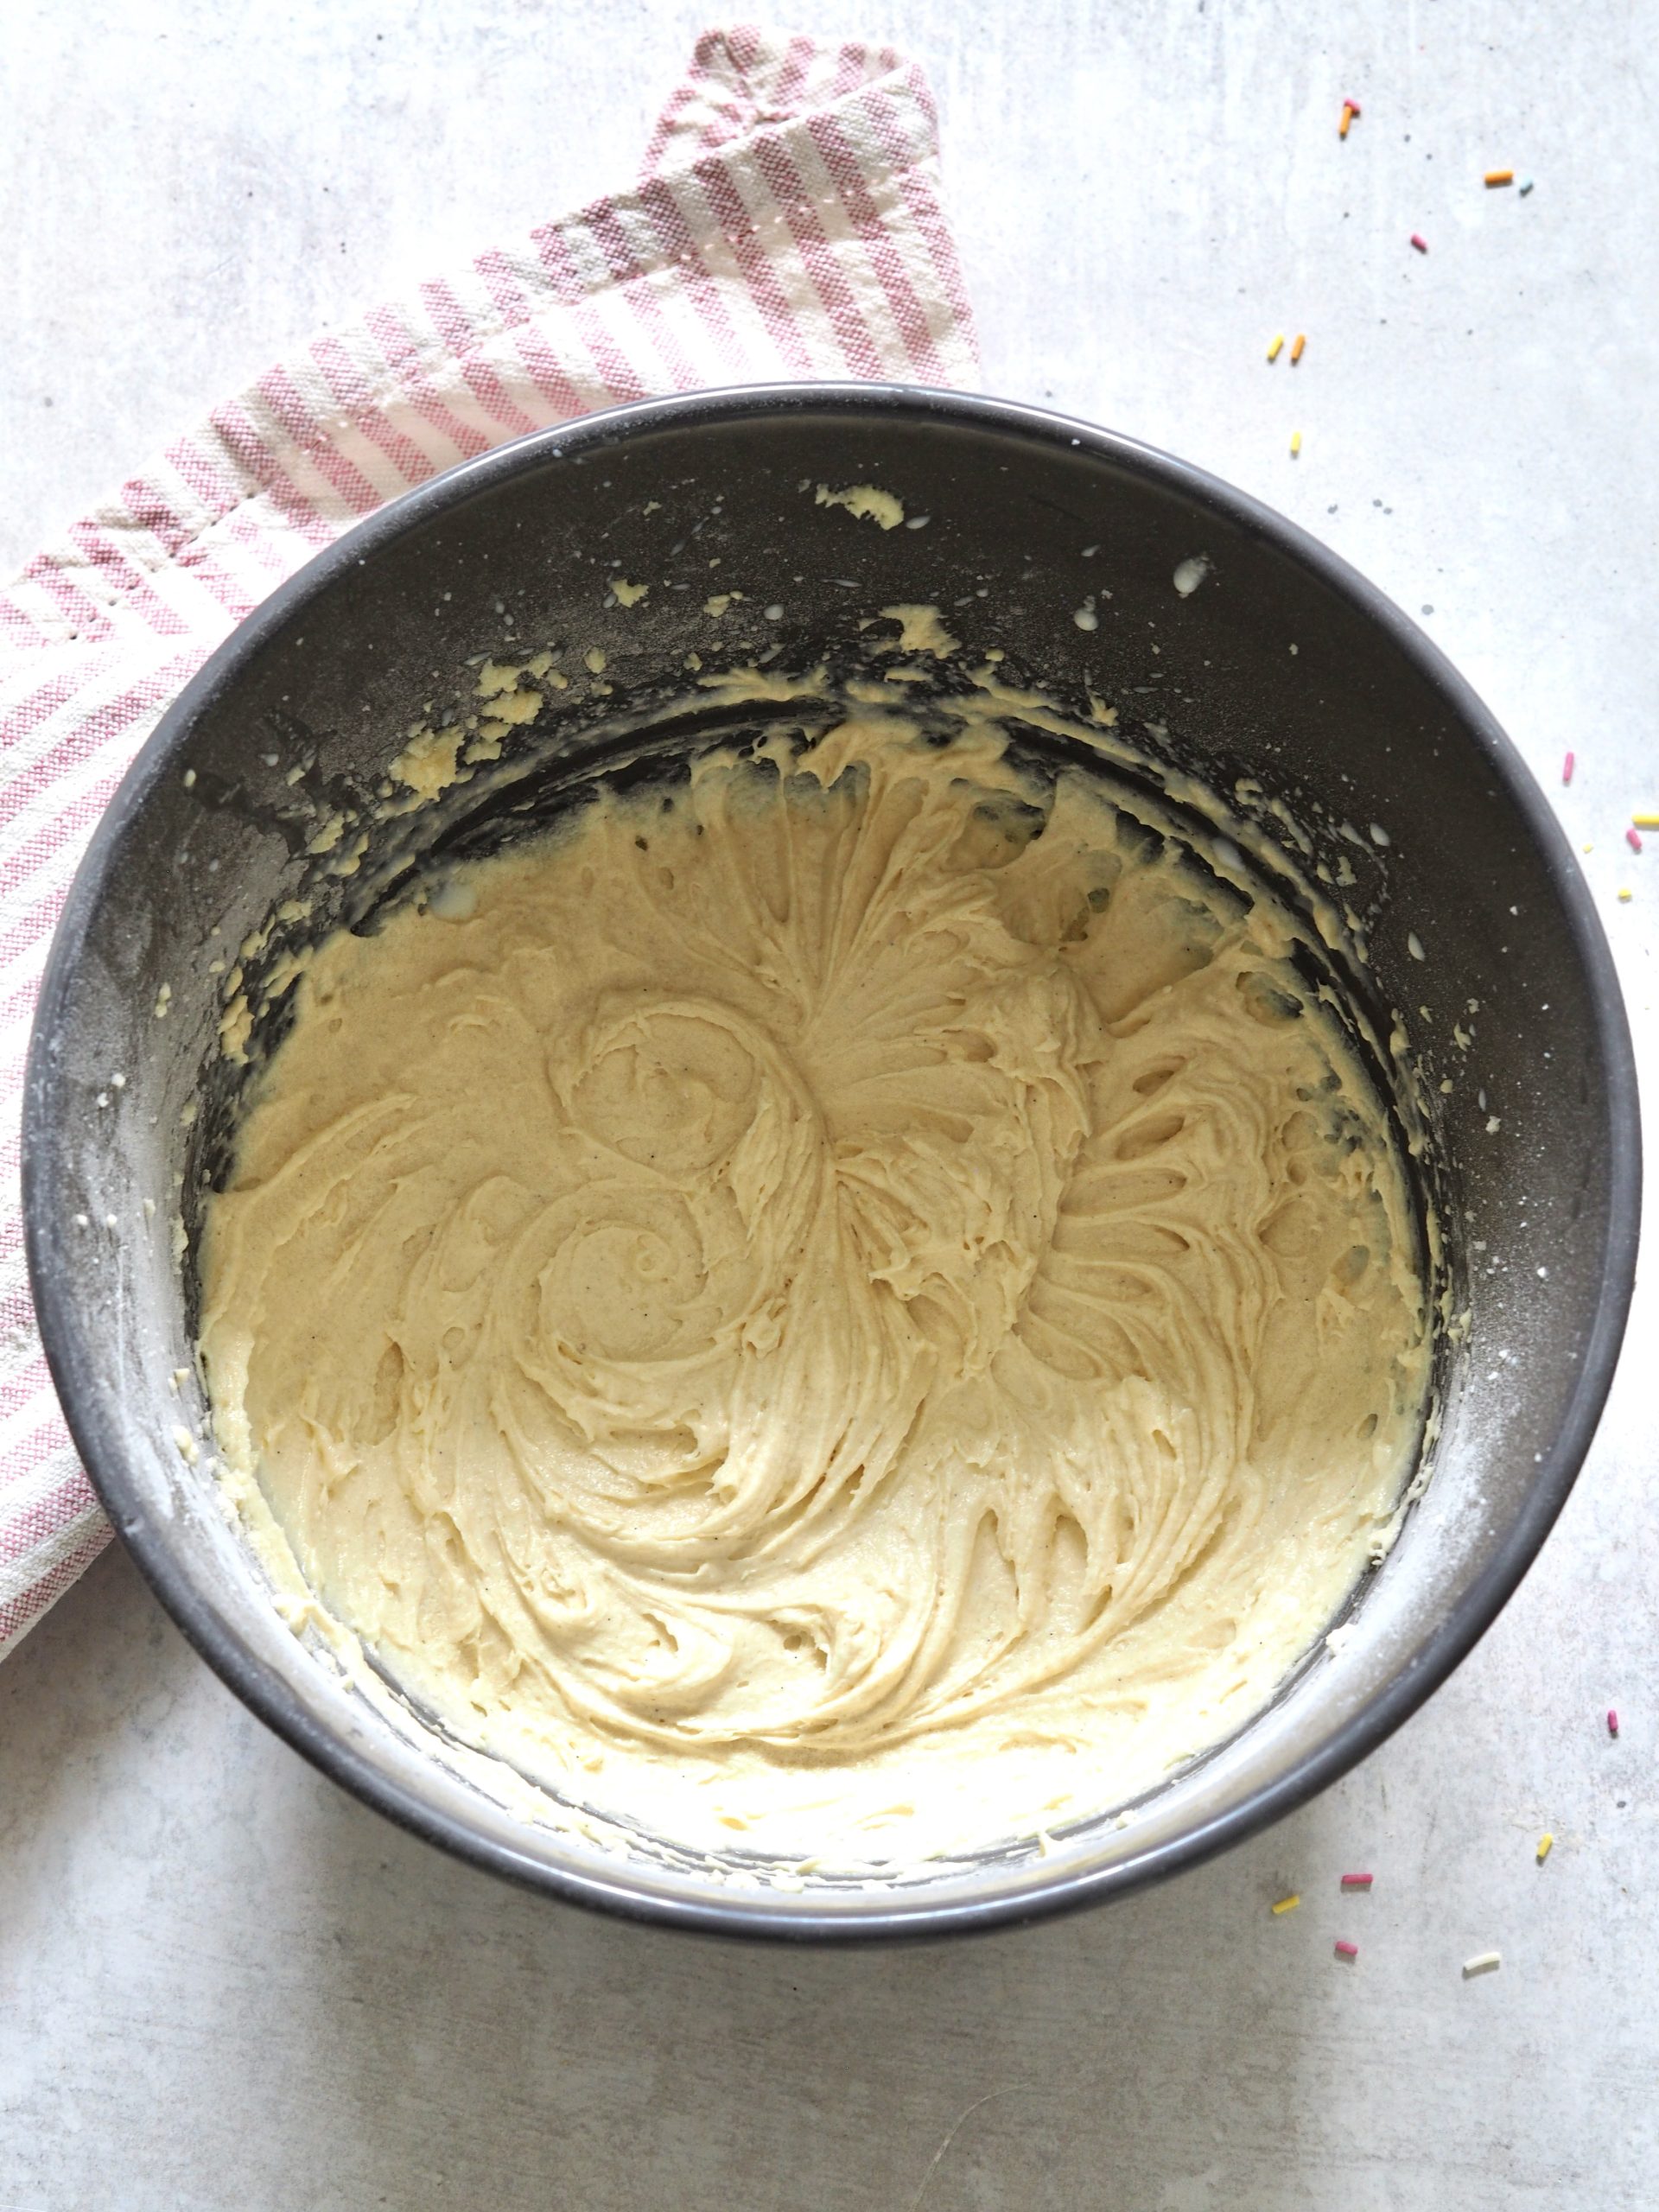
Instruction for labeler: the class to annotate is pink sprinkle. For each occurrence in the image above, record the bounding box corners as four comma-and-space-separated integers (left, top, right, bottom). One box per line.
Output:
1562, 750, 1575, 785
1335, 1940, 1359, 1959
1344, 97, 1363, 116
1609, 1708, 1620, 1737
1411, 233, 1429, 253
1341, 1872, 1375, 1888
1628, 828, 1643, 853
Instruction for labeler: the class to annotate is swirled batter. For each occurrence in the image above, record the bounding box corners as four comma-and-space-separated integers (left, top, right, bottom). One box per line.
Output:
201, 709, 1429, 1861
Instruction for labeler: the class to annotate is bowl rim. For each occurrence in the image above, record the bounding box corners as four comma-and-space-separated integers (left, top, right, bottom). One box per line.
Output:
23, 380, 1643, 1941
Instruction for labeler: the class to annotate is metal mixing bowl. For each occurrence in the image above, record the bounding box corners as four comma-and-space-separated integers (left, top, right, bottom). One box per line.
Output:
22, 386, 1640, 1936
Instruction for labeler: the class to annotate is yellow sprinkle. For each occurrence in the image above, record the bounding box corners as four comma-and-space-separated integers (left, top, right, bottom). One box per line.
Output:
1618, 887, 1633, 902
1271, 1892, 1300, 1915
1268, 333, 1285, 361
1291, 333, 1306, 363
1484, 168, 1515, 188
1632, 812, 1659, 829
1536, 1832, 1554, 1863
1290, 431, 1302, 457
1582, 842, 1594, 853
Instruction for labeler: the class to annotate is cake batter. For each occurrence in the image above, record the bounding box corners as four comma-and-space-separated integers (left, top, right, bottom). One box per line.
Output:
200, 707, 1429, 1861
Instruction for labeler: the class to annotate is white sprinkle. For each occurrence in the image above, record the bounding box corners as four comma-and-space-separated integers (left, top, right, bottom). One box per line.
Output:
1370, 823, 1391, 847
1486, 1116, 1502, 1135
1173, 555, 1211, 597
1536, 1266, 1548, 1279
73, 1213, 89, 1228
1462, 1951, 1503, 1979
111, 1072, 126, 1090
182, 767, 197, 790
1073, 597, 1099, 632
104, 1214, 118, 1230
172, 1426, 200, 1465
1407, 932, 1426, 961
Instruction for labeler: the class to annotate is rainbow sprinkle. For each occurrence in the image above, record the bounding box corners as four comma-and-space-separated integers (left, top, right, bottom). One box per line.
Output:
1411, 233, 1429, 253
1290, 430, 1302, 457
1633, 813, 1659, 830
1485, 168, 1515, 188
1268, 333, 1285, 362
1609, 1708, 1621, 1736
1291, 334, 1306, 363
1628, 828, 1644, 853
1334, 1940, 1359, 1960
1561, 751, 1574, 785
1340, 1872, 1374, 1889
1536, 1833, 1554, 1864
1272, 1893, 1301, 1916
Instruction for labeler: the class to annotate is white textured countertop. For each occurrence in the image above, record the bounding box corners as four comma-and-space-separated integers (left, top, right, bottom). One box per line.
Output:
3, 3, 1656, 2205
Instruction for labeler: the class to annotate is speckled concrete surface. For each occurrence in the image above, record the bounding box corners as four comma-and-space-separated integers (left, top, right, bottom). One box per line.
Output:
3, 3, 1656, 2205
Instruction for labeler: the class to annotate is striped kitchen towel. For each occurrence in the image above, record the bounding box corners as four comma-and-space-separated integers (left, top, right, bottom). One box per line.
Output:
0, 24, 979, 1658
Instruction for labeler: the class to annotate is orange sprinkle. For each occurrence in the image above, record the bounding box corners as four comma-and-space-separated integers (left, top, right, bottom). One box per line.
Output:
1291, 334, 1306, 364
1339, 106, 1352, 138
1485, 168, 1515, 188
